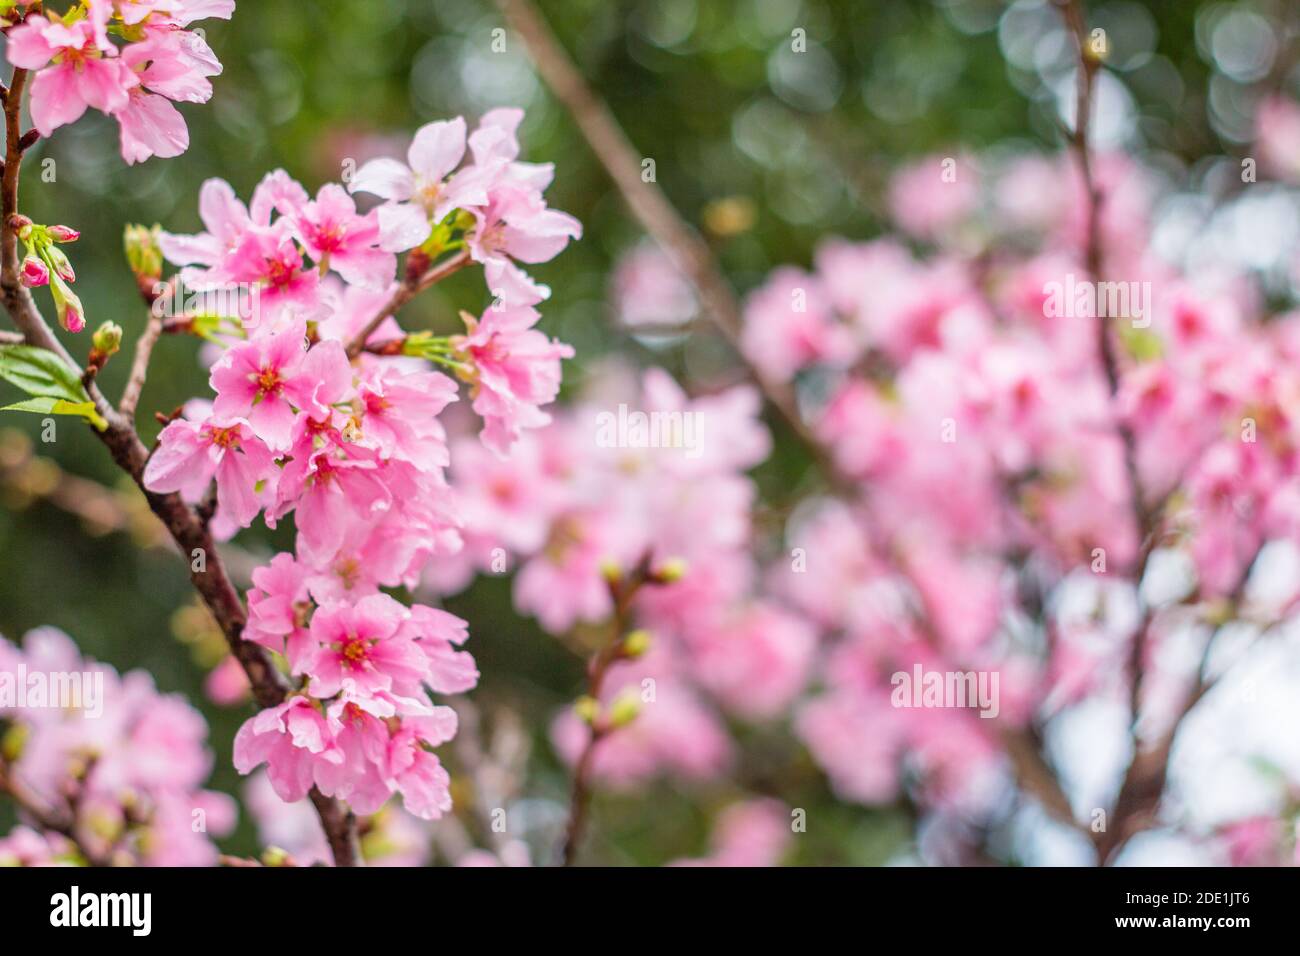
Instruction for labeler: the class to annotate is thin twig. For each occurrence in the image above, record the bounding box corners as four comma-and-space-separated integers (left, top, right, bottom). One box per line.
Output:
0, 756, 111, 866
561, 558, 651, 865
494, 0, 837, 473
345, 248, 471, 359
119, 310, 164, 420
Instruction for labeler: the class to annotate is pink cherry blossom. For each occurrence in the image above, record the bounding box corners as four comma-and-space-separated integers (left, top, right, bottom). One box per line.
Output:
233, 696, 343, 803
301, 594, 428, 699
454, 304, 574, 454
467, 184, 582, 306
349, 117, 486, 252
286, 184, 396, 288
6, 17, 135, 137
143, 413, 278, 536
209, 321, 351, 450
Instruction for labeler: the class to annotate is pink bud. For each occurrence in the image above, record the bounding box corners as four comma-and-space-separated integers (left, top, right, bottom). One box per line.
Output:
51, 257, 74, 283
47, 225, 80, 243
19, 255, 48, 287
62, 302, 85, 334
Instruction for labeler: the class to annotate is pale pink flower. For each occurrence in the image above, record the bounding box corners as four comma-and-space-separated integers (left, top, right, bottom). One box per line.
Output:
455, 304, 573, 454
113, 28, 222, 163
244, 552, 315, 669
6, 17, 135, 137
401, 604, 479, 694
349, 117, 487, 252
740, 267, 859, 382
113, 0, 235, 28
686, 603, 818, 720
467, 185, 582, 306
356, 364, 457, 464
670, 799, 791, 867
384, 723, 455, 820
203, 655, 250, 706
888, 153, 980, 242
142, 414, 278, 535
286, 184, 396, 288
233, 696, 344, 803
302, 594, 428, 699
611, 240, 697, 330
270, 434, 392, 565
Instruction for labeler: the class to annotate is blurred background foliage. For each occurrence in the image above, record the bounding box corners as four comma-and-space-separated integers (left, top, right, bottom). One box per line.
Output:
0, 0, 1295, 862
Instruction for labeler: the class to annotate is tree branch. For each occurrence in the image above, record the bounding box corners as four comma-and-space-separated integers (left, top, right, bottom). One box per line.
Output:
119, 309, 164, 421
0, 754, 112, 866
344, 248, 471, 359
494, 0, 835, 470
560, 559, 649, 866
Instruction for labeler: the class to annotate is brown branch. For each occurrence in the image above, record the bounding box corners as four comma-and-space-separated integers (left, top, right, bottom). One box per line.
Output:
494, 0, 837, 474
344, 248, 471, 359
119, 310, 164, 421
1055, 0, 1148, 555
561, 557, 651, 865
1054, 0, 1198, 864
0, 67, 360, 866
1096, 547, 1270, 862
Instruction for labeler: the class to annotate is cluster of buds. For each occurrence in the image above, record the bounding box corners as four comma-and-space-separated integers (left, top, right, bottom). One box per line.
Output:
573, 557, 688, 735
12, 214, 84, 332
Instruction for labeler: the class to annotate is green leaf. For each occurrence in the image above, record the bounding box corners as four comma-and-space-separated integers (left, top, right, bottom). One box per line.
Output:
0, 344, 85, 402
0, 396, 108, 432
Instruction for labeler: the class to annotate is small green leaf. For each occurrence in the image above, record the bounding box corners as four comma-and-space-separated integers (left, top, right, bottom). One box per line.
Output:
0, 344, 85, 402
0, 396, 108, 432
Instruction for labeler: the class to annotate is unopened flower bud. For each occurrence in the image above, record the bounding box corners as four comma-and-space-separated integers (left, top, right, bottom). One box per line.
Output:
261, 846, 293, 867
47, 224, 80, 243
19, 254, 48, 287
91, 321, 122, 359
43, 244, 75, 282
608, 689, 641, 728
62, 301, 86, 334
573, 695, 600, 725
1, 722, 28, 762
621, 629, 652, 659
599, 559, 623, 587
404, 247, 431, 284
124, 223, 163, 282
650, 557, 688, 584
50, 274, 85, 333
8, 213, 33, 240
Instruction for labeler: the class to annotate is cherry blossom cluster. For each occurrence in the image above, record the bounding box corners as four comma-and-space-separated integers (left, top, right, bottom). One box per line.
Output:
427, 365, 823, 789
0, 627, 235, 866
741, 145, 1300, 858
427, 120, 1300, 863
136, 110, 579, 826
4, 0, 233, 164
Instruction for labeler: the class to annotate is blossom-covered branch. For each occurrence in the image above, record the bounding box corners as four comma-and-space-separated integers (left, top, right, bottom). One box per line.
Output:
0, 1, 581, 868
